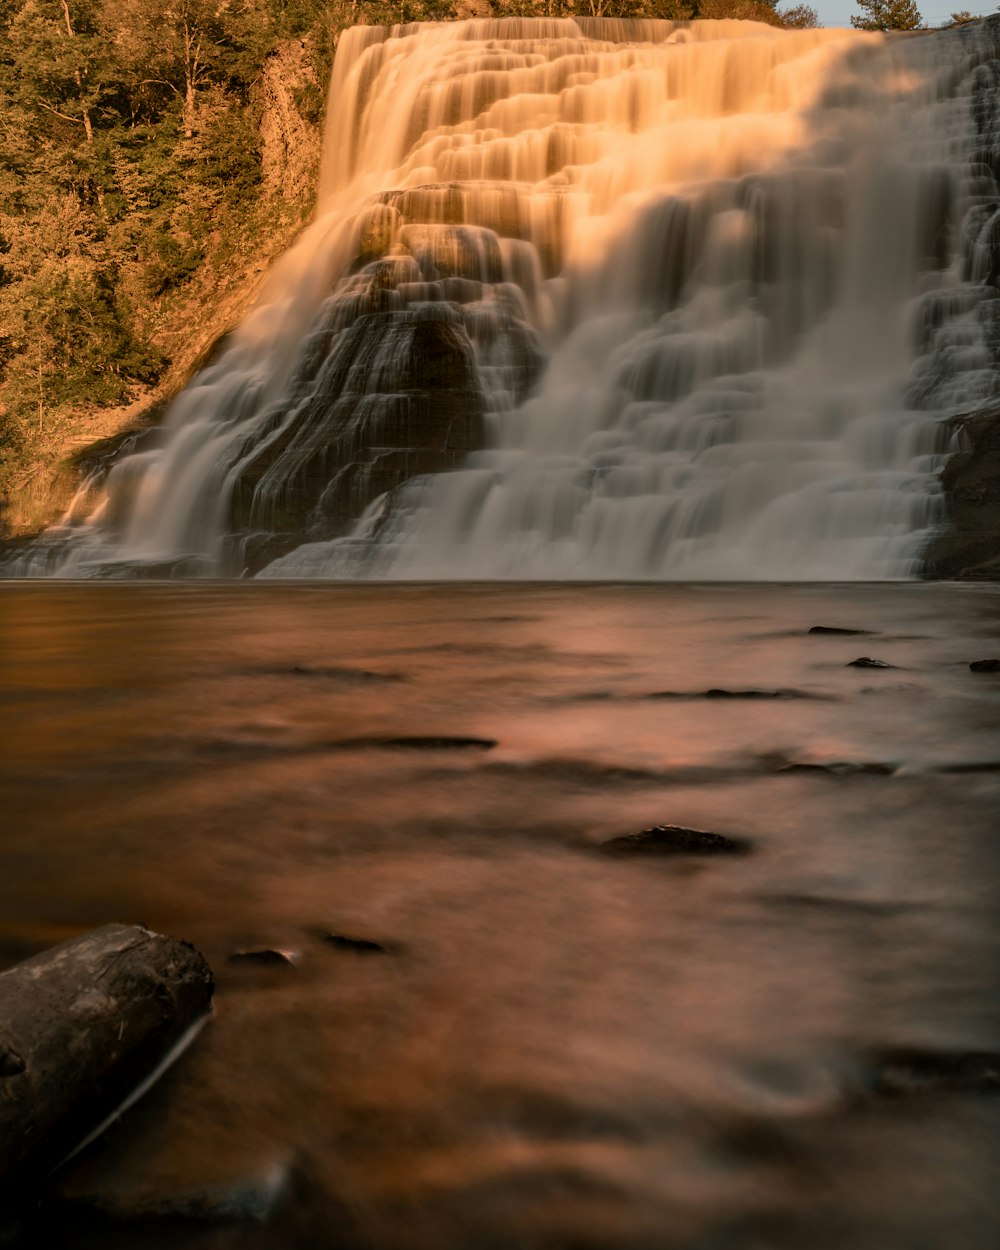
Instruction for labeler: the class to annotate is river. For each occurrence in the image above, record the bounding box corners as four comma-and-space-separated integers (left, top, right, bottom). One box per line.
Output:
1, 581, 998, 1248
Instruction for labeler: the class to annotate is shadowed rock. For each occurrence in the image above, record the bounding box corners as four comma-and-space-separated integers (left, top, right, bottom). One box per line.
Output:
0, 924, 213, 1196
228, 308, 489, 568
969, 658, 1000, 671
808, 625, 874, 635
600, 824, 749, 856
847, 657, 896, 669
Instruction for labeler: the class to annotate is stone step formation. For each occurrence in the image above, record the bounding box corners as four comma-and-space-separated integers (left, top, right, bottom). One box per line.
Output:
11, 17, 1000, 580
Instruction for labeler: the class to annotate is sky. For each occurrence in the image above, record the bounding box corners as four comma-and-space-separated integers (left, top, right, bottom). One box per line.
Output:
812, 0, 995, 25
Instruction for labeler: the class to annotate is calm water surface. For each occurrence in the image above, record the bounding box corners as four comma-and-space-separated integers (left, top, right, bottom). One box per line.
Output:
1, 582, 999, 1249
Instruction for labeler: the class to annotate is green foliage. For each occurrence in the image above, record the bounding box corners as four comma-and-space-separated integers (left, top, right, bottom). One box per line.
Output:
850, 0, 922, 30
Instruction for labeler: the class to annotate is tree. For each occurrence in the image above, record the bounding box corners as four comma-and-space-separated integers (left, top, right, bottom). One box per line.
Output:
5, 1, 110, 146
781, 3, 819, 26
850, 0, 922, 30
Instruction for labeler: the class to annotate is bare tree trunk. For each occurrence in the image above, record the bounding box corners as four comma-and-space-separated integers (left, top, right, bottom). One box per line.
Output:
183, 21, 199, 138
60, 0, 93, 143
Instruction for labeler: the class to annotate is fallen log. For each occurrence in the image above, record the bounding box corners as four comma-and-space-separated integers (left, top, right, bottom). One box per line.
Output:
0, 923, 213, 1195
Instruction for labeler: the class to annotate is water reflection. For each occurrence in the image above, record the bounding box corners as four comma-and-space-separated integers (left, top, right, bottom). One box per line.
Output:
1, 582, 998, 1248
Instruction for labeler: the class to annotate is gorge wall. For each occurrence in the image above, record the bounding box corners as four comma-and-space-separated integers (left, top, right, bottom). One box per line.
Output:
9, 17, 1000, 580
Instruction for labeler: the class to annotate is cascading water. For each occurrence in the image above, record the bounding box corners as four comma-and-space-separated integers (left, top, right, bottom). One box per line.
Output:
15, 17, 1000, 579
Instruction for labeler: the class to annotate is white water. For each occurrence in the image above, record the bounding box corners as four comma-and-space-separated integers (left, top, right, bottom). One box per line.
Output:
19, 18, 1000, 579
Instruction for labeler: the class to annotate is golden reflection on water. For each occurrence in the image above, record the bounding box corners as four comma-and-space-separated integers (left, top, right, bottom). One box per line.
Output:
1, 582, 998, 1249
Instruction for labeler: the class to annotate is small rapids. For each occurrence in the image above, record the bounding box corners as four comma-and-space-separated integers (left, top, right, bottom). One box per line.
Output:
12, 17, 1000, 579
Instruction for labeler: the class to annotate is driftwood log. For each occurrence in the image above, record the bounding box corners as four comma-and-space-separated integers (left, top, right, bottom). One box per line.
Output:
0, 923, 213, 1195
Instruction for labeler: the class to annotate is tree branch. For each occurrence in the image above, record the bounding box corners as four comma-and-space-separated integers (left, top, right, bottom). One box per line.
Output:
35, 100, 86, 127
139, 79, 182, 96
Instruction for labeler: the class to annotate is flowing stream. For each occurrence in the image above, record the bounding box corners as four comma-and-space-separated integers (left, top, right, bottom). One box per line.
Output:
11, 17, 1000, 580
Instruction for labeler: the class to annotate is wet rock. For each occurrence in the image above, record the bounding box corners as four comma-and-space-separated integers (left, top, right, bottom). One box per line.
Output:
969, 657, 1000, 671
871, 1048, 1000, 1097
923, 406, 1000, 580
229, 307, 487, 558
291, 664, 403, 682
808, 625, 873, 635
317, 931, 390, 955
226, 948, 299, 968
704, 688, 794, 699
325, 735, 497, 751
938, 760, 1000, 773
59, 1156, 293, 1225
779, 761, 896, 776
486, 758, 663, 787
846, 657, 896, 669
600, 824, 749, 856
0, 924, 213, 1196
647, 688, 820, 701
763, 893, 914, 917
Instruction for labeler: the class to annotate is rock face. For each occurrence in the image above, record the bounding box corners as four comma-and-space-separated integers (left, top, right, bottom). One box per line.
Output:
257, 40, 323, 206
0, 924, 213, 1195
924, 409, 1000, 579
228, 306, 490, 567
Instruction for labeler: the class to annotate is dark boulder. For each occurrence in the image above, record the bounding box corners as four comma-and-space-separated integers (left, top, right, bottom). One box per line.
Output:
969, 658, 1000, 671
0, 924, 213, 1195
847, 657, 895, 669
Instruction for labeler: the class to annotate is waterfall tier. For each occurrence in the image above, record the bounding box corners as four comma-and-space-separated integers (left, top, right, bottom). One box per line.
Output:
19, 17, 1000, 580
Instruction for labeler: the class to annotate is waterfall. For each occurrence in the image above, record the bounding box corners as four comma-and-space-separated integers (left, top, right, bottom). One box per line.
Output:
19, 17, 1000, 580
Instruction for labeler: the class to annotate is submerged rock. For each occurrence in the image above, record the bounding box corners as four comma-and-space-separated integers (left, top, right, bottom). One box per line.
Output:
227, 948, 299, 968
871, 1048, 1000, 1097
324, 735, 497, 751
969, 658, 1000, 671
600, 824, 749, 856
779, 761, 897, 776
847, 657, 896, 669
291, 664, 403, 681
704, 688, 794, 699
0, 924, 213, 1196
317, 931, 390, 955
808, 625, 873, 635
59, 1155, 294, 1225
